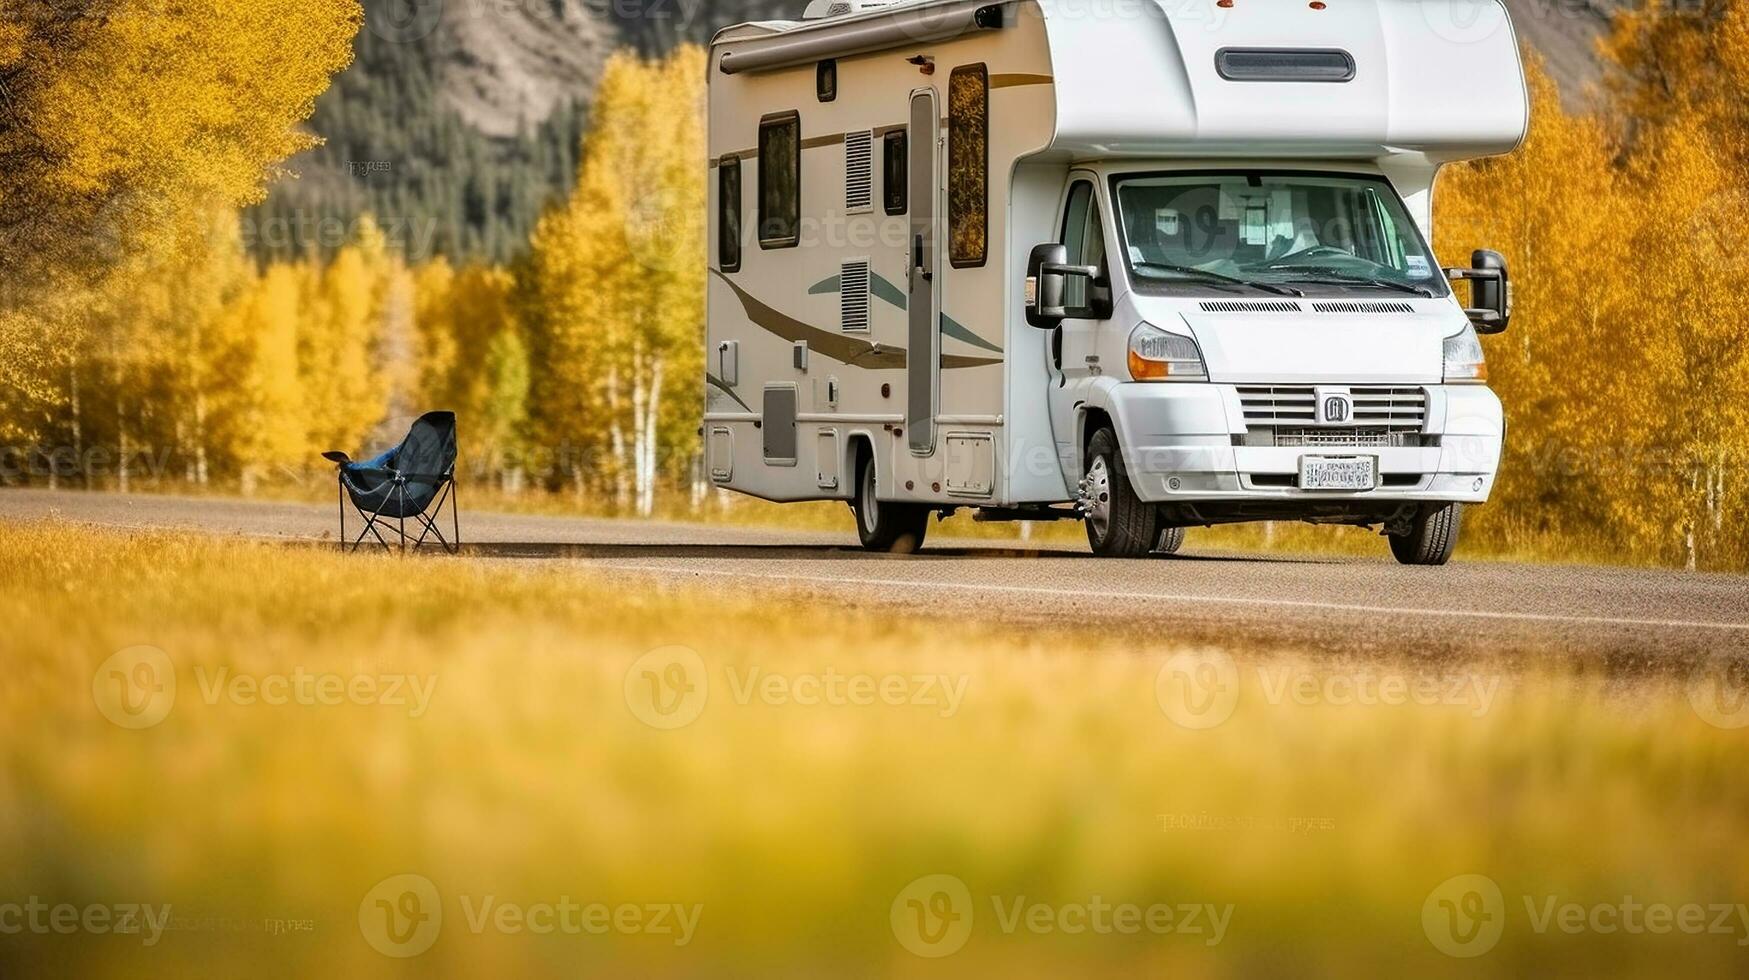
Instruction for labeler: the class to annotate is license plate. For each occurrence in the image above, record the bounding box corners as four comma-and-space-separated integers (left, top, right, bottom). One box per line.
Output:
1299, 455, 1376, 491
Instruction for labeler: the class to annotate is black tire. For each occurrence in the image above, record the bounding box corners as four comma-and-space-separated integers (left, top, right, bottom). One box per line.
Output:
1388, 502, 1462, 566
852, 451, 929, 553
1156, 525, 1186, 556
1083, 426, 1159, 558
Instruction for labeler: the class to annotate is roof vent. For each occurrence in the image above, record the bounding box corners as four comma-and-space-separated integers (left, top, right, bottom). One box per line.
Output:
1197, 300, 1303, 313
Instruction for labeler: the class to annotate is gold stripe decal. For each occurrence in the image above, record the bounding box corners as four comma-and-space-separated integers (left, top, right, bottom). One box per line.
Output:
711, 270, 1001, 370
990, 73, 1053, 89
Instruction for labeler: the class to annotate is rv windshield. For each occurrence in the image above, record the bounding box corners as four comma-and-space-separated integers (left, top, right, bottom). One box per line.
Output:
1111, 172, 1448, 298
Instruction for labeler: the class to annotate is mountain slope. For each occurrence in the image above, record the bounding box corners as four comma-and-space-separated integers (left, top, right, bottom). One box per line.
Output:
1501, 0, 1618, 105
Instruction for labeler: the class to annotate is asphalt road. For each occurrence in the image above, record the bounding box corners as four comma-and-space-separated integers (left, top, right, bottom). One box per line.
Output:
5, 488, 1747, 661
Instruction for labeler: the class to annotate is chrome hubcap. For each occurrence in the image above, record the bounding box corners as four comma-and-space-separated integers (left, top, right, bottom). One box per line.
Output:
1084, 455, 1113, 541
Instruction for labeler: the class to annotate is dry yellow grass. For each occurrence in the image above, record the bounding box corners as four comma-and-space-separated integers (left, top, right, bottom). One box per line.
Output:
0, 520, 1745, 977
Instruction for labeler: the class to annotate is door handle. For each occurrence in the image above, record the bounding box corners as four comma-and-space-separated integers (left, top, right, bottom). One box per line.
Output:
913, 234, 932, 281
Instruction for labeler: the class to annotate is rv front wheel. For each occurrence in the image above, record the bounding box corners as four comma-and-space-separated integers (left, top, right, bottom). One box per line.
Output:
852, 453, 929, 554
1083, 427, 1159, 558
1387, 502, 1463, 566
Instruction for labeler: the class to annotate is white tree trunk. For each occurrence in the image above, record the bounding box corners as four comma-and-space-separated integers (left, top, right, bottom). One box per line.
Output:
606, 366, 629, 507
193, 390, 209, 485
116, 395, 130, 495
640, 358, 664, 517
631, 359, 648, 514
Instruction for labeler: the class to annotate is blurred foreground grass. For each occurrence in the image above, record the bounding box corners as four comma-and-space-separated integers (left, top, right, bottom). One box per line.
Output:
0, 521, 1746, 977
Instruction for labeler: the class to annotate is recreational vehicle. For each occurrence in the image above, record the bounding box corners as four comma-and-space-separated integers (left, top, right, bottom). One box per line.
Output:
703, 0, 1526, 564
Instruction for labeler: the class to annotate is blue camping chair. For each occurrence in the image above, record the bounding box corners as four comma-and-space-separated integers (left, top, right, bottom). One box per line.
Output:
323, 411, 460, 554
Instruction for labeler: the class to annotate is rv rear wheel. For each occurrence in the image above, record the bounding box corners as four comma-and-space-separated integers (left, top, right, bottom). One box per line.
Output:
852, 453, 929, 553
1388, 502, 1463, 566
1083, 426, 1160, 558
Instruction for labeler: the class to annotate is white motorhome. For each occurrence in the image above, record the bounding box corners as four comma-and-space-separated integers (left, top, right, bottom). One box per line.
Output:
703, 0, 1525, 564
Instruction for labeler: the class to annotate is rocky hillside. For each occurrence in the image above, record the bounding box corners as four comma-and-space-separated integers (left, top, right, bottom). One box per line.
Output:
395, 0, 616, 139
1501, 0, 1618, 105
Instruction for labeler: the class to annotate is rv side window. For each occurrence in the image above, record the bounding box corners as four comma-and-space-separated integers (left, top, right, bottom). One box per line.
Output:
758, 112, 801, 249
882, 129, 907, 215
817, 60, 837, 102
718, 157, 742, 272
947, 64, 988, 268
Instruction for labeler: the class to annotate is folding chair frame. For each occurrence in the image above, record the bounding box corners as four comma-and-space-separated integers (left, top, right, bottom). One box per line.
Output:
337, 465, 461, 555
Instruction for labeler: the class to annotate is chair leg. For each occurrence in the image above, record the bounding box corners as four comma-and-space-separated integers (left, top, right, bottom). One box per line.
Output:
344, 485, 396, 555
410, 482, 459, 555
351, 510, 392, 553
397, 483, 407, 556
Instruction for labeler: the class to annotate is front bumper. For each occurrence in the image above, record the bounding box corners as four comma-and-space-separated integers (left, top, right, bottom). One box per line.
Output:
1108, 382, 1503, 507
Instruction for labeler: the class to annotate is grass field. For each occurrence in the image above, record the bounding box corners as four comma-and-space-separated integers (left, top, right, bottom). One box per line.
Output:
1, 521, 1746, 977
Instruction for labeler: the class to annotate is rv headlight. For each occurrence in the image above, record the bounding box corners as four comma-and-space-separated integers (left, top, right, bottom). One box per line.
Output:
1442, 324, 1488, 384
1128, 323, 1207, 382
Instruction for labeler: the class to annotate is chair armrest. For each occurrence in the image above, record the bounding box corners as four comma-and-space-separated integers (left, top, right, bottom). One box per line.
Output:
322, 451, 352, 464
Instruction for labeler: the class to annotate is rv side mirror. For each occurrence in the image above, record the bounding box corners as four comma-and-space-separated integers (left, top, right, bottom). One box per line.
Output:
1445, 248, 1511, 334
1025, 244, 1105, 329
1026, 244, 1069, 328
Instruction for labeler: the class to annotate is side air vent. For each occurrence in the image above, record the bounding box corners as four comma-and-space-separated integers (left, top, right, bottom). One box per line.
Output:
844, 129, 874, 214
840, 259, 871, 332
1311, 301, 1416, 314
1198, 300, 1303, 313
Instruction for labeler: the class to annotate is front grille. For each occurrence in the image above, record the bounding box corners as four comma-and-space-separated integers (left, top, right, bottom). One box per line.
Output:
1237, 429, 1431, 448
1273, 427, 1400, 448
1349, 386, 1427, 427
1238, 385, 1427, 432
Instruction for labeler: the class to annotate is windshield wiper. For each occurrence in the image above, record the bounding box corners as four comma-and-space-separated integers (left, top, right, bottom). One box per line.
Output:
1271, 267, 1435, 297
1133, 261, 1303, 297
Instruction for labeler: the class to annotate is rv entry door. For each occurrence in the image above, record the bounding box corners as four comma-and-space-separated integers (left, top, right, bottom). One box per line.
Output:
906, 87, 939, 456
